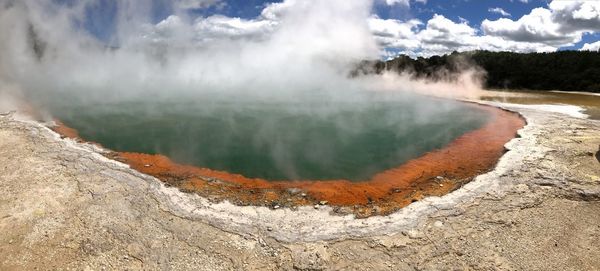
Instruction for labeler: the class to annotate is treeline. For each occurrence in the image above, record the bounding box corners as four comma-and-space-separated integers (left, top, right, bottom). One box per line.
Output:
355, 50, 600, 93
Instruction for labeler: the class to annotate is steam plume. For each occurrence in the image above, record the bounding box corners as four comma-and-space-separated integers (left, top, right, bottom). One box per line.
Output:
0, 0, 492, 122
0, 0, 492, 180
0, 0, 387, 105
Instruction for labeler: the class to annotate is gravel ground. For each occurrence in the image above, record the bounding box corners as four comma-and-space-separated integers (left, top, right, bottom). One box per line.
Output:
0, 102, 599, 270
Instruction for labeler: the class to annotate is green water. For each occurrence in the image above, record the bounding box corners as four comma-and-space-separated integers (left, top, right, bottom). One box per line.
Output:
50, 93, 490, 181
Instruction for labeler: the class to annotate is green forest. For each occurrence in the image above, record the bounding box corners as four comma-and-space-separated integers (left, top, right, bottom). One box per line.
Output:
357, 50, 600, 93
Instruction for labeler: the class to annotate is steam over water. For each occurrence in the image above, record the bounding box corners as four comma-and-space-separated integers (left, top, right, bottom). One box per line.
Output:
52, 93, 489, 181
0, 1, 490, 181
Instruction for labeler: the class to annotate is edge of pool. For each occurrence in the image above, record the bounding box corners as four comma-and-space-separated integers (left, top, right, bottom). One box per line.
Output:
1, 99, 596, 243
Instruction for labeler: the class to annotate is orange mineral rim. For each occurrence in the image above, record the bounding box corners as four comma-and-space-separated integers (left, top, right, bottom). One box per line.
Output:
52, 102, 525, 218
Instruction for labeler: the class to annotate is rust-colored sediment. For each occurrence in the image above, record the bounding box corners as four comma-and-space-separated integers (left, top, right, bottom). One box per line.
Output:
54, 103, 525, 217
52, 120, 80, 139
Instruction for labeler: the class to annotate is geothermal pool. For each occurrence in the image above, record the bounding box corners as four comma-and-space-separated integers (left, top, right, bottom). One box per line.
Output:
49, 92, 490, 182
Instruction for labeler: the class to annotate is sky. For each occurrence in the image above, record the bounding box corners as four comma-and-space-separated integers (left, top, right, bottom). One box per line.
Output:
69, 0, 600, 59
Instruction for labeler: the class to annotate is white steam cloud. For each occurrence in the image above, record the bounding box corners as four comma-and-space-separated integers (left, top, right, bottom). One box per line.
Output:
0, 0, 486, 117
0, 0, 386, 106
0, 0, 492, 180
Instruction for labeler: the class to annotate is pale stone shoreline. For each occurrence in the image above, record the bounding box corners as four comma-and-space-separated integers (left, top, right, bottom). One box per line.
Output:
0, 101, 599, 270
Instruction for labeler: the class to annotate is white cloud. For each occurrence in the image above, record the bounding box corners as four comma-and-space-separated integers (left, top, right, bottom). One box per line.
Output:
420, 14, 476, 42
175, 0, 222, 10
193, 15, 276, 42
139, 0, 600, 58
260, 1, 295, 21
150, 15, 194, 42
366, 14, 556, 58
481, 8, 575, 46
417, 14, 554, 56
368, 16, 422, 51
381, 0, 427, 7
482, 0, 600, 48
143, 1, 288, 46
385, 0, 410, 6
549, 0, 600, 32
488, 7, 511, 17
581, 41, 600, 51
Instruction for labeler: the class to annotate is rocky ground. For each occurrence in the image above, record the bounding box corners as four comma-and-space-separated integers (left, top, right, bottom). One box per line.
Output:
0, 102, 599, 270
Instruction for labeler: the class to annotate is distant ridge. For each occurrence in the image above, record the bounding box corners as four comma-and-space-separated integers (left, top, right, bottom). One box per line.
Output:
356, 50, 600, 93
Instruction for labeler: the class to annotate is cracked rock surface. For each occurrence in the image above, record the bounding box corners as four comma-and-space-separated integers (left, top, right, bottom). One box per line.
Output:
0, 103, 599, 270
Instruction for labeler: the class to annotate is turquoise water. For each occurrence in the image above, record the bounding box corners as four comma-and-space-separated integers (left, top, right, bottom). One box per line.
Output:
50, 92, 490, 181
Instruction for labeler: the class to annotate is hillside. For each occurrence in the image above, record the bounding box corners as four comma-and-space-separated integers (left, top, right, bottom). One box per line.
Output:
357, 50, 600, 93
